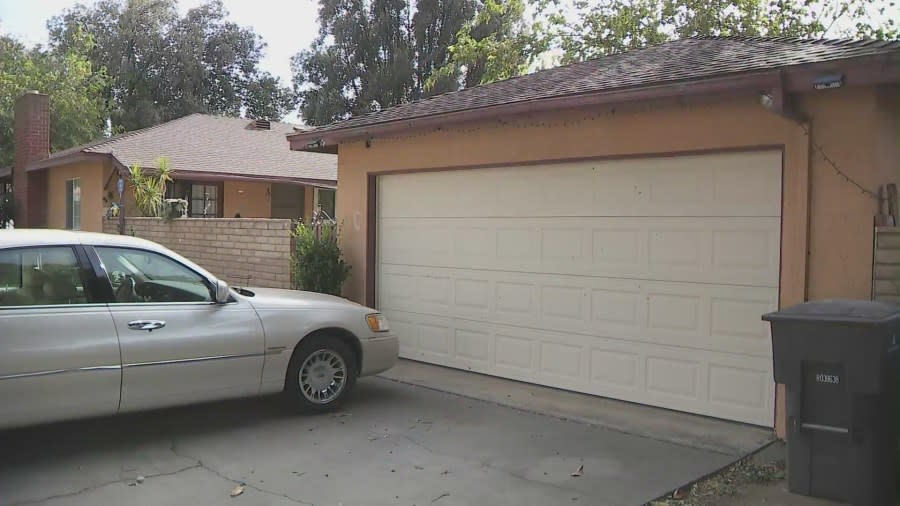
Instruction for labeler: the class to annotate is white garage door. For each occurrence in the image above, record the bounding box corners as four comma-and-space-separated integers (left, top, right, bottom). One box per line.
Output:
377, 151, 781, 426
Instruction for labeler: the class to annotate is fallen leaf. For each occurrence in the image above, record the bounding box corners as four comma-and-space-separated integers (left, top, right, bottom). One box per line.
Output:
672, 486, 691, 500
414, 465, 424, 470
230, 484, 245, 497
570, 465, 584, 477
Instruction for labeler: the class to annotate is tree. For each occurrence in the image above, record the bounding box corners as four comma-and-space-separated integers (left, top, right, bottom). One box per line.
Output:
427, 0, 551, 90
47, 0, 296, 131
0, 29, 109, 168
292, 0, 524, 125
551, 0, 900, 64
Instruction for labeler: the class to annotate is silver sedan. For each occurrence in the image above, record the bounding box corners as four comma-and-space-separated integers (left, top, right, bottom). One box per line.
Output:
0, 230, 398, 429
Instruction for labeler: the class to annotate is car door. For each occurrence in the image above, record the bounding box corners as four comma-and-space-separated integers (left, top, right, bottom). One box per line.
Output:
89, 245, 265, 412
0, 245, 121, 429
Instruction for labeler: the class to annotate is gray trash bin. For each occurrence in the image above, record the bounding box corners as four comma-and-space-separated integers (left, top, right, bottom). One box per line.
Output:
763, 299, 899, 506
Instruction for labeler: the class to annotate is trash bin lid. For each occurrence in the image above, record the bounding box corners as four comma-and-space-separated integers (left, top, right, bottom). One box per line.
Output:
762, 299, 900, 325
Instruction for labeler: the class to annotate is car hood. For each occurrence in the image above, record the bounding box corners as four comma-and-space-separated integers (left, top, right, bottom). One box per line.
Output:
240, 287, 365, 311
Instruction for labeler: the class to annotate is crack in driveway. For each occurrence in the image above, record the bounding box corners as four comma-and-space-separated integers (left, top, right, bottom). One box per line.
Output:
8, 463, 203, 506
169, 439, 313, 506
7, 440, 314, 506
375, 428, 587, 501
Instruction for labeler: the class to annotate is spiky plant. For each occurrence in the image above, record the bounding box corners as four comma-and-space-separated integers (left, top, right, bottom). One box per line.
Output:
128, 157, 173, 217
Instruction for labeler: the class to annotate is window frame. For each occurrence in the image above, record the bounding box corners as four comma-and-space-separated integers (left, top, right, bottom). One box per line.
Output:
0, 244, 106, 309
314, 187, 336, 220
188, 182, 221, 218
87, 245, 225, 306
167, 180, 224, 218
65, 178, 82, 230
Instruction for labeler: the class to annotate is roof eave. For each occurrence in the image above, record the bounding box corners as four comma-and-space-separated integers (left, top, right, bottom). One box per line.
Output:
171, 170, 337, 188
288, 53, 900, 150
25, 151, 115, 172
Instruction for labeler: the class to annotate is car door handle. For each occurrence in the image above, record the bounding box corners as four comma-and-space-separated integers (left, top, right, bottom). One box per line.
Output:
127, 320, 166, 332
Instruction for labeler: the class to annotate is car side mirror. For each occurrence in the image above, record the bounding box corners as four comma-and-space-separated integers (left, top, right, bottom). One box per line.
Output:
214, 280, 230, 304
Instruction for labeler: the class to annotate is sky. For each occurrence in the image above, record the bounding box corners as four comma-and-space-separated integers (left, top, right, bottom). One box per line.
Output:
0, 0, 896, 123
0, 0, 320, 121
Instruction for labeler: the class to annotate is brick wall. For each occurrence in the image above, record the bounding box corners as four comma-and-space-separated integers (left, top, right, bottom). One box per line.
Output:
14, 91, 50, 227
104, 217, 293, 289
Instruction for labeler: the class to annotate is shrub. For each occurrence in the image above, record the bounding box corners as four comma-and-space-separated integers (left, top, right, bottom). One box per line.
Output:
291, 221, 351, 296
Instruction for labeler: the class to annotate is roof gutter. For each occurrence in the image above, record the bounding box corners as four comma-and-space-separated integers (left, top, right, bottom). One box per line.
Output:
288, 54, 900, 150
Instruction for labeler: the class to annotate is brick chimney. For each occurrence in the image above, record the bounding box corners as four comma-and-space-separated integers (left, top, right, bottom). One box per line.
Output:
13, 91, 50, 227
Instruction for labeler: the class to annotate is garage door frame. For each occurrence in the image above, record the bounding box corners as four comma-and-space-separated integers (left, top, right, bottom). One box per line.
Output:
366, 145, 786, 426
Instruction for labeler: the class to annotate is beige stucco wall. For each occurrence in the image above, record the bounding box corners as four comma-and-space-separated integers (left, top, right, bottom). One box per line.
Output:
46, 161, 107, 232
223, 180, 271, 218
336, 87, 894, 306
800, 87, 896, 299
334, 86, 897, 436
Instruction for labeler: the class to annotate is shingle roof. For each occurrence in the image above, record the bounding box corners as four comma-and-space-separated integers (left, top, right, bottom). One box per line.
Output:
294, 36, 900, 138
39, 114, 336, 183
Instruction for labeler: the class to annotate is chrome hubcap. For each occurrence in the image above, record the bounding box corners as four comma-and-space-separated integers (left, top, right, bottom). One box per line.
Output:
299, 349, 347, 404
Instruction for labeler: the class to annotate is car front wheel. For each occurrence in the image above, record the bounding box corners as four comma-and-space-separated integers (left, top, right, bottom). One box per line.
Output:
285, 335, 357, 412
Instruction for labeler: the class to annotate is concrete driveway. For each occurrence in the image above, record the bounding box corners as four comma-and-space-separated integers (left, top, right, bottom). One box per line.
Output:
0, 369, 771, 506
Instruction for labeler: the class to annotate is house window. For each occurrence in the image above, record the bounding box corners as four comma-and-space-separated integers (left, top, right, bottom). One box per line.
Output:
315, 188, 336, 220
65, 178, 81, 230
189, 184, 218, 218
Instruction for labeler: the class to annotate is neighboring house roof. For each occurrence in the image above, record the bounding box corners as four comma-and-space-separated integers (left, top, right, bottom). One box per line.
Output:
288, 36, 900, 148
33, 114, 337, 186
0, 166, 10, 179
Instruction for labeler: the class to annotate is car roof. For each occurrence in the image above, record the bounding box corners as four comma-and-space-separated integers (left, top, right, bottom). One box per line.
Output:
0, 229, 218, 281
0, 229, 163, 250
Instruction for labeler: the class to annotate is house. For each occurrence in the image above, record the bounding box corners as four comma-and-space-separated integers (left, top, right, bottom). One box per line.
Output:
287, 36, 900, 436
6, 94, 336, 232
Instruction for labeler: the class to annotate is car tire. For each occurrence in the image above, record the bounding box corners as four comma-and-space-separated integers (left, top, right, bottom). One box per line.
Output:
284, 335, 357, 413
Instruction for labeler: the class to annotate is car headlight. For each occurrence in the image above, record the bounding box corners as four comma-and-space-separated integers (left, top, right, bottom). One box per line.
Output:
366, 313, 390, 332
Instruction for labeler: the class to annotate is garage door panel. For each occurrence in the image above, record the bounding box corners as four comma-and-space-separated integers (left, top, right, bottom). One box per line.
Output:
378, 151, 780, 426
378, 151, 781, 219
378, 264, 776, 358
379, 216, 780, 287
386, 308, 775, 425
645, 355, 702, 400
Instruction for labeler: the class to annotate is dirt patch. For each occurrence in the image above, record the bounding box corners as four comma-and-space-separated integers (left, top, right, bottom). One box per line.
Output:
646, 457, 785, 506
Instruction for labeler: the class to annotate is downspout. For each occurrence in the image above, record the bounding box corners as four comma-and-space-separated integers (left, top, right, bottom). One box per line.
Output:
760, 72, 812, 440
761, 72, 812, 305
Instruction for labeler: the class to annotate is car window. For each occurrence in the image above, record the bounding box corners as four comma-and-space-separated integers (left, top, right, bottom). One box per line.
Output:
0, 247, 89, 307
95, 247, 212, 304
